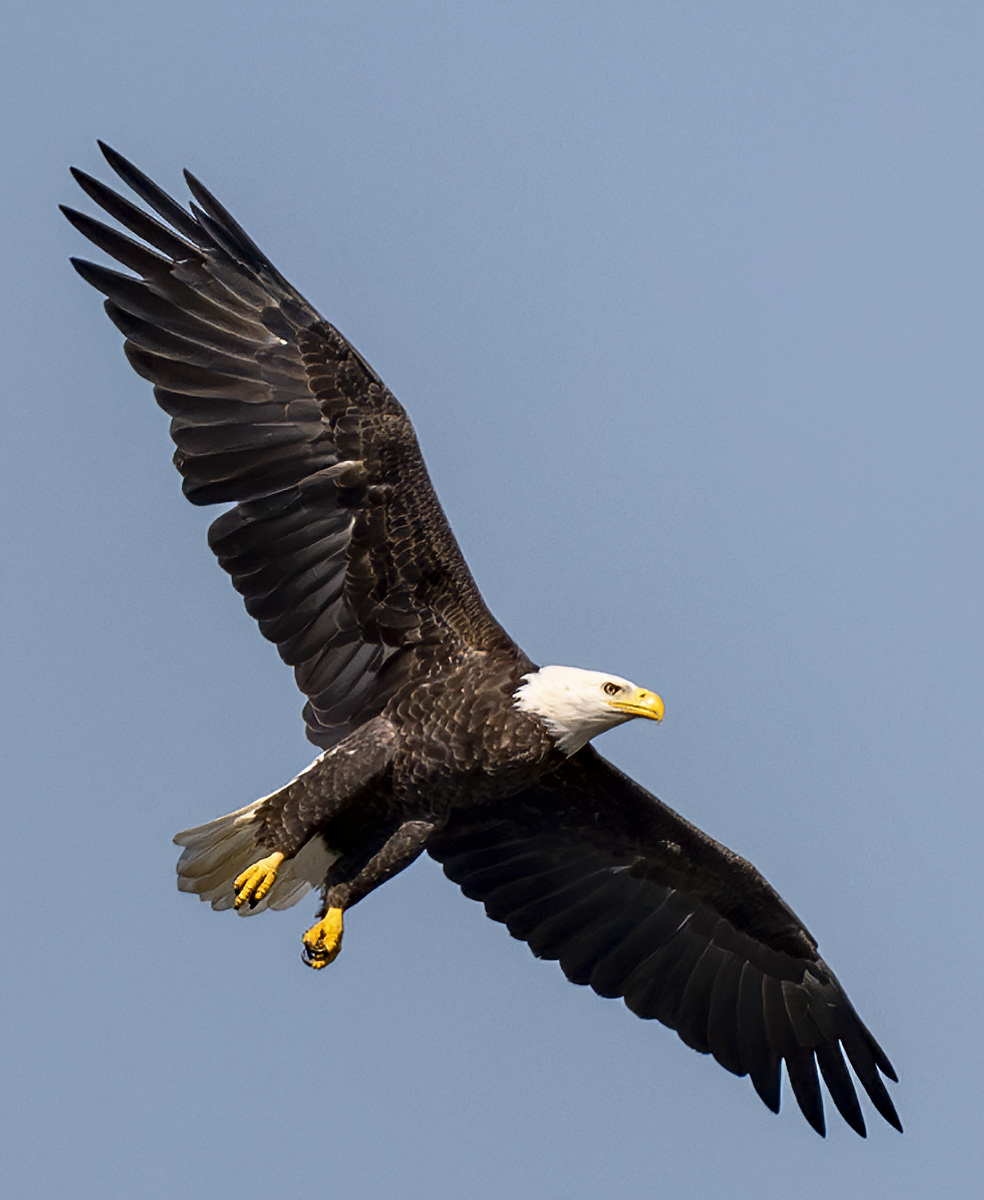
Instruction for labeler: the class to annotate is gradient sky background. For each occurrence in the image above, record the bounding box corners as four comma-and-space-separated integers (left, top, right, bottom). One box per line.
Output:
3, 3, 982, 1197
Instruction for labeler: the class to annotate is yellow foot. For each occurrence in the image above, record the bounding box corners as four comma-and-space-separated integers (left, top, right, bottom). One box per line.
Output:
233, 851, 285, 909
302, 907, 344, 969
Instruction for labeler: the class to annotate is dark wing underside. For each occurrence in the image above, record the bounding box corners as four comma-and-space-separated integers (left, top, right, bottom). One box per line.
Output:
65, 143, 514, 746
429, 747, 901, 1137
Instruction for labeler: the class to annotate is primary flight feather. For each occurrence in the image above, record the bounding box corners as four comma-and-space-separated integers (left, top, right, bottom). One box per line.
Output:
64, 143, 900, 1138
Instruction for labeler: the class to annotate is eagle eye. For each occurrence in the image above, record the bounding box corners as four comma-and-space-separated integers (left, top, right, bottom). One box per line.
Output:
603, 681, 620, 696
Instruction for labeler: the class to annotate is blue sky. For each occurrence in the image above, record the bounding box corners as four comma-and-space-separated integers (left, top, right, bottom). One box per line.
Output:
3, 3, 982, 1196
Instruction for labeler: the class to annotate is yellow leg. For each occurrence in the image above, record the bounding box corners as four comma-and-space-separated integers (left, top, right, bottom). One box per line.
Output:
302, 907, 344, 969
233, 851, 285, 909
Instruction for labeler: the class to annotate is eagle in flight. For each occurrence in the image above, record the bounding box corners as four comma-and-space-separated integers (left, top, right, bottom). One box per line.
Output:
64, 143, 900, 1138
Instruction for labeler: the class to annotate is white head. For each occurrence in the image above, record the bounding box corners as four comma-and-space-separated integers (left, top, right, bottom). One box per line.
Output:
514, 665, 664, 756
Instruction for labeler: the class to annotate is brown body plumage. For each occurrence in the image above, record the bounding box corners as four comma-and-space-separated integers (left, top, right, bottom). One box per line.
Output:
65, 144, 900, 1138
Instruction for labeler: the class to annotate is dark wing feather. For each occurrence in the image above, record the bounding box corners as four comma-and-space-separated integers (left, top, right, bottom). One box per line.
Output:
65, 145, 515, 746
429, 747, 900, 1137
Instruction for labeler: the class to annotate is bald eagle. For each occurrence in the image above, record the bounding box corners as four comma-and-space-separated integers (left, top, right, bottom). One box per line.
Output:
64, 144, 900, 1138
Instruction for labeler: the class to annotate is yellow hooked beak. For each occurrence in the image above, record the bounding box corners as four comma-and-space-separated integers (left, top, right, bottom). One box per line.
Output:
609, 688, 665, 723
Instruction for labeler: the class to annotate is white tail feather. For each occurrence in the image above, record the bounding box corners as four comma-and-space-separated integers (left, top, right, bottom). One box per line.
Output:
173, 797, 338, 915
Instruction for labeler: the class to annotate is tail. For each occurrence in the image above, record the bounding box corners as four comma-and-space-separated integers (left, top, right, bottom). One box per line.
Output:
174, 797, 338, 915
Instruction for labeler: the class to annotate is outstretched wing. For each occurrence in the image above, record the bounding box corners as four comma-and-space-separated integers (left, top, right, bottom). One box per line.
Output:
64, 144, 514, 746
429, 747, 900, 1137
